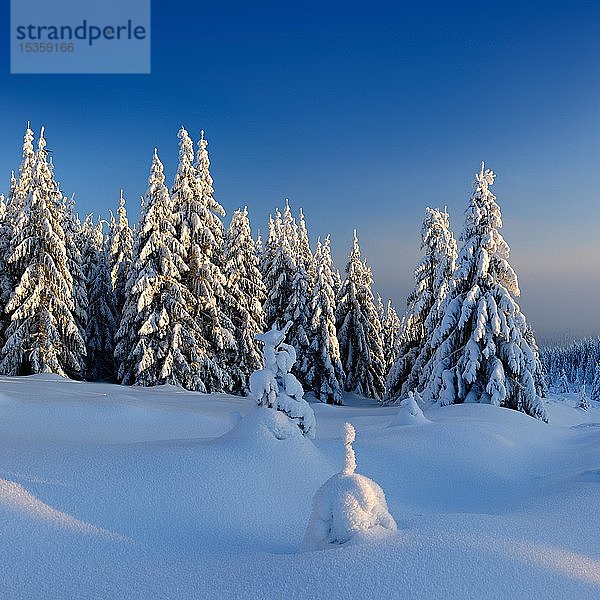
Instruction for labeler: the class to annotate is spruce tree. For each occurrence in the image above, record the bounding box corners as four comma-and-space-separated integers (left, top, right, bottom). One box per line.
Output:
284, 204, 313, 387
585, 348, 597, 386
282, 200, 298, 258
558, 369, 570, 394
423, 164, 547, 420
115, 149, 210, 389
81, 216, 118, 381
377, 295, 386, 338
255, 232, 263, 260
223, 207, 267, 393
263, 208, 296, 330
590, 362, 600, 402
195, 130, 238, 391
258, 217, 275, 280
335, 231, 386, 400
332, 266, 343, 300
8, 171, 16, 205
297, 209, 315, 282
62, 194, 88, 373
1, 128, 85, 376
380, 298, 401, 376
386, 208, 457, 402
306, 237, 345, 404
109, 190, 133, 316
0, 195, 10, 297
171, 128, 234, 392
8, 124, 35, 217
525, 325, 548, 398
0, 196, 11, 337
4, 126, 36, 312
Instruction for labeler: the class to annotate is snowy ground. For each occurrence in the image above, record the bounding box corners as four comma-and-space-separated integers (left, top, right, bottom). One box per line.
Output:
1, 375, 599, 599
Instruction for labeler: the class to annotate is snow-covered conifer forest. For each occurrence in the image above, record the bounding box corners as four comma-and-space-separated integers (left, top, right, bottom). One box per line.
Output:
1, 125, 599, 600
0, 126, 550, 417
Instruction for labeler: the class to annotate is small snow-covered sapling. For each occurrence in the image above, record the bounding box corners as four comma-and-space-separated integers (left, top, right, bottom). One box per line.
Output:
302, 421, 397, 550
342, 422, 357, 475
249, 322, 316, 438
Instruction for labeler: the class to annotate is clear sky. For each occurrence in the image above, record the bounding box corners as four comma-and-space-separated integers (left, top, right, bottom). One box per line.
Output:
2, 0, 600, 339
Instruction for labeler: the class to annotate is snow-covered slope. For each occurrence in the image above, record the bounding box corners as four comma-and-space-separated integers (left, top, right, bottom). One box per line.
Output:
0, 374, 599, 599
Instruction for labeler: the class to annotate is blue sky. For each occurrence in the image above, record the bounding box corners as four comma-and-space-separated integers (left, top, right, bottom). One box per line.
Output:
2, 0, 600, 338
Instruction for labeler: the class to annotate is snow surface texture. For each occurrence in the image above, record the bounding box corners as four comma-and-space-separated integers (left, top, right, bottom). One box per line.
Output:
302, 422, 397, 550
0, 375, 600, 599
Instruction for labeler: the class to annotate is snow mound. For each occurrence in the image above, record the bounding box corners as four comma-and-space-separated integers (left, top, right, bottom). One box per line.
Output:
389, 393, 431, 426
302, 472, 397, 550
302, 423, 396, 551
0, 479, 119, 539
224, 406, 305, 442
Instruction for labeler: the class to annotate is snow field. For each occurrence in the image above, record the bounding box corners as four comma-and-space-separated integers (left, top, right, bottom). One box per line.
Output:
0, 375, 599, 599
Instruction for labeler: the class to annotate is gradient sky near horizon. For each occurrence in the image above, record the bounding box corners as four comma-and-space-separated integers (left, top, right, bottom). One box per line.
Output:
2, 0, 600, 339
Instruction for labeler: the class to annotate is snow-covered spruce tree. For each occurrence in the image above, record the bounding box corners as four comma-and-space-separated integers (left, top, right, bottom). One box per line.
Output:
591, 362, 600, 402
195, 130, 238, 391
109, 190, 133, 316
0, 128, 85, 376
282, 200, 299, 258
585, 348, 598, 386
62, 194, 88, 370
3, 127, 37, 313
423, 164, 547, 421
377, 295, 386, 350
557, 369, 570, 394
332, 266, 343, 301
8, 125, 35, 217
525, 325, 548, 398
335, 231, 386, 400
578, 384, 590, 410
387, 301, 401, 368
80, 213, 96, 271
258, 217, 274, 279
0, 196, 9, 289
284, 204, 314, 388
297, 208, 316, 283
375, 294, 388, 364
385, 208, 457, 403
262, 208, 296, 330
378, 296, 401, 376
576, 362, 585, 388
550, 348, 574, 389
81, 216, 118, 381
0, 196, 11, 336
171, 128, 235, 392
223, 207, 267, 393
115, 149, 209, 389
306, 237, 345, 405
8, 171, 17, 205
255, 231, 263, 260
249, 321, 316, 438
